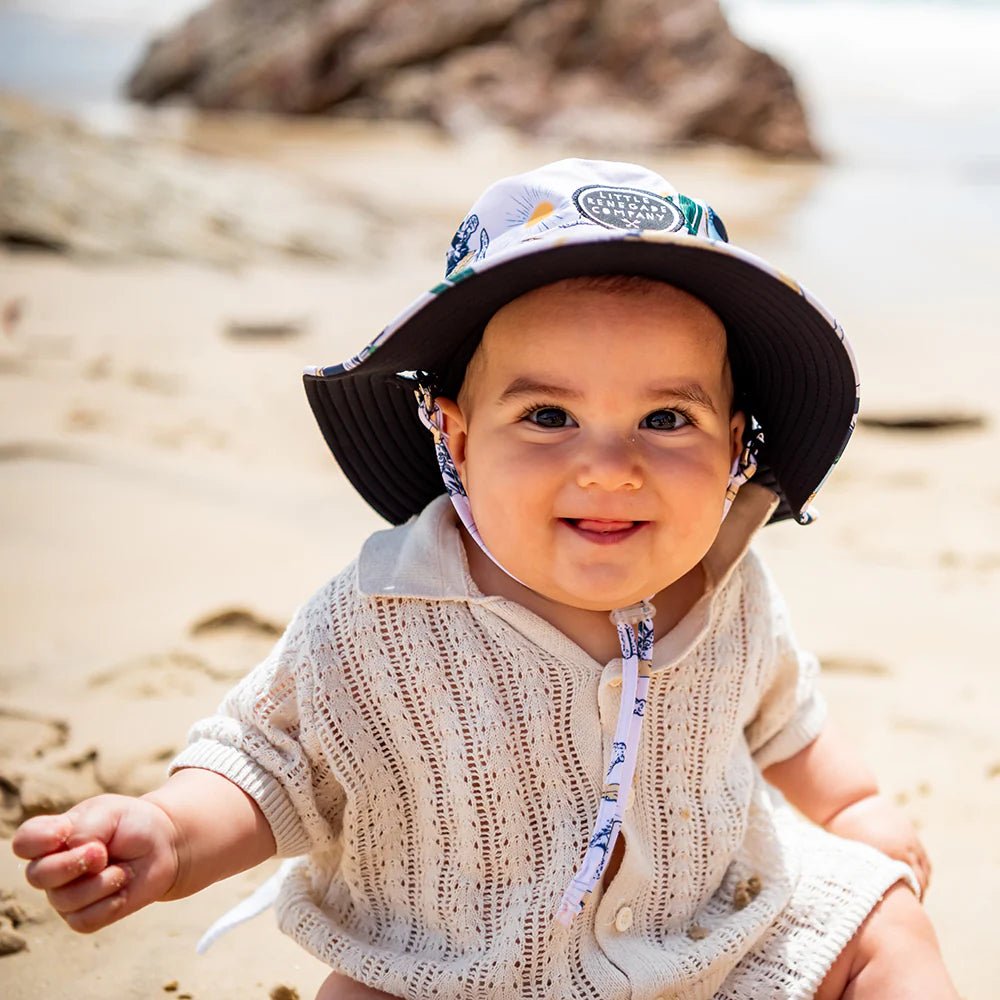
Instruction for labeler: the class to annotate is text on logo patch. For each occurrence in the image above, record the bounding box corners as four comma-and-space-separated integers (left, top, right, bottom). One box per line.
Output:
573, 186, 685, 232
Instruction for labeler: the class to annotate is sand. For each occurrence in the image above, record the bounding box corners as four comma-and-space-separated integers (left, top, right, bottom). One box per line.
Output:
1, 114, 998, 999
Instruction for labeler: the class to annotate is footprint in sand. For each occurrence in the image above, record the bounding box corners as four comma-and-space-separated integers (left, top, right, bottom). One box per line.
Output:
98, 745, 183, 800
0, 708, 103, 835
0, 709, 72, 834
0, 706, 68, 763
87, 607, 284, 700
186, 606, 286, 678
5, 609, 288, 815
0, 888, 46, 956
190, 607, 283, 639
87, 650, 234, 698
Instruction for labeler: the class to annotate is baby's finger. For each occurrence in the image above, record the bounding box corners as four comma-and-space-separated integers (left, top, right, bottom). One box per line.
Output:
918, 854, 932, 897
47, 863, 132, 916
25, 840, 108, 892
908, 850, 930, 899
11, 814, 73, 860
60, 885, 133, 935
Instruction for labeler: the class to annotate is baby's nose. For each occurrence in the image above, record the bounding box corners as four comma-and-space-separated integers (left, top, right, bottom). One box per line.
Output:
575, 435, 643, 491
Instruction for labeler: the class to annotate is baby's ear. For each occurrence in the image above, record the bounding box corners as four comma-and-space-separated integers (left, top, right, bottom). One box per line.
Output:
435, 397, 470, 477
729, 409, 747, 465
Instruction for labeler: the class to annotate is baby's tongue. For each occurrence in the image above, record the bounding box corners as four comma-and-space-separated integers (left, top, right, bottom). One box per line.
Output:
574, 519, 635, 532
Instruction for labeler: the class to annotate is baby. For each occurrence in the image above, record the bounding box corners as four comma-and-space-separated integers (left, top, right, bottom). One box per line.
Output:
14, 160, 957, 999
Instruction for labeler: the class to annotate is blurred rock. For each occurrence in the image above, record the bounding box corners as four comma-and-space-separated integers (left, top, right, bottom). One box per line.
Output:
0, 97, 380, 265
127, 0, 816, 158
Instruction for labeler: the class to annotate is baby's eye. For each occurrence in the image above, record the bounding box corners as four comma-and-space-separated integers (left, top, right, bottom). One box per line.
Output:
641, 408, 691, 431
525, 406, 577, 428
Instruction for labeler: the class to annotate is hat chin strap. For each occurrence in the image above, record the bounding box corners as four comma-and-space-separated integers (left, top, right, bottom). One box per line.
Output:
417, 389, 760, 926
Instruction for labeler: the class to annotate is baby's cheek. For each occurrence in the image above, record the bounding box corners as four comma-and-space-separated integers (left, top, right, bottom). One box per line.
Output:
484, 498, 541, 550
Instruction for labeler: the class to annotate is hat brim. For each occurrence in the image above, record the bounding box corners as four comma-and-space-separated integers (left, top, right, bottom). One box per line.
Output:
304, 231, 859, 526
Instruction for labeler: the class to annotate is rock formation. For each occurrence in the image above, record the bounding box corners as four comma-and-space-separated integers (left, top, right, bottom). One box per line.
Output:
0, 97, 379, 264
127, 0, 816, 158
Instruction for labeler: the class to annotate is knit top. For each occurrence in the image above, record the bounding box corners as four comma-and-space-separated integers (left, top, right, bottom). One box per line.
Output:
171, 482, 915, 999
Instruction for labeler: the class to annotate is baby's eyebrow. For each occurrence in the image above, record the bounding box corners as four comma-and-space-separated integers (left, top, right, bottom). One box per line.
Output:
498, 377, 582, 403
645, 382, 718, 415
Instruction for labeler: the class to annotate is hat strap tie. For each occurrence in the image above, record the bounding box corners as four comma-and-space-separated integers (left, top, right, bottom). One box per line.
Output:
553, 603, 655, 927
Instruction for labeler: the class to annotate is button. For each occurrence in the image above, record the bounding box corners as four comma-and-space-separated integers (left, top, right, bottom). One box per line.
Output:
614, 906, 633, 932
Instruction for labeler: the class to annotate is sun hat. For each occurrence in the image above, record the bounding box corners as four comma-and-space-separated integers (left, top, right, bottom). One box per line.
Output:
303, 157, 860, 527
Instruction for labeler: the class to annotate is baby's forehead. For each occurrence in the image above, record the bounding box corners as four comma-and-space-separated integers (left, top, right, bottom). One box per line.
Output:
461, 278, 731, 393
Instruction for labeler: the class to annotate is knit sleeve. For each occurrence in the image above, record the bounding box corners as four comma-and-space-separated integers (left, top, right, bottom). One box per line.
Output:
742, 550, 828, 771
168, 582, 345, 858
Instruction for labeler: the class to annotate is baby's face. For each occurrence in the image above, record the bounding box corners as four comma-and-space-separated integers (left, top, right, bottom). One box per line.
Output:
436, 279, 745, 612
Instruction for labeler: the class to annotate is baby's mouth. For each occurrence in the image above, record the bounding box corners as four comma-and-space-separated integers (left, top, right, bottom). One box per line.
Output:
560, 518, 648, 543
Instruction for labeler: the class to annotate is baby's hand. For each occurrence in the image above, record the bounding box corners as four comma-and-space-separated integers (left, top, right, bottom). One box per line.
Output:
822, 792, 931, 899
11, 794, 181, 933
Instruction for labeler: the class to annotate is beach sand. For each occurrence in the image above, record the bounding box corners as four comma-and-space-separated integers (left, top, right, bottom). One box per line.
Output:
2, 92, 999, 1000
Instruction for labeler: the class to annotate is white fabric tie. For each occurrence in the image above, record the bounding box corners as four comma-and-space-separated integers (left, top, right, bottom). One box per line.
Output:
553, 601, 655, 925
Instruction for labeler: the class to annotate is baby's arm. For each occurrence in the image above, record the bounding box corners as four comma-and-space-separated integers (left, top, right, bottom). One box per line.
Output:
762, 722, 931, 895
12, 767, 276, 933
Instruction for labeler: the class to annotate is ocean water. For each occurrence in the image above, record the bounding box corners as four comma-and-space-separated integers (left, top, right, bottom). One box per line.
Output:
724, 0, 1000, 170
720, 1, 1000, 316
0, 0, 202, 108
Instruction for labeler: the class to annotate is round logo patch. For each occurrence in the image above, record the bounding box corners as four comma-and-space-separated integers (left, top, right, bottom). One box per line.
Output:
573, 185, 685, 232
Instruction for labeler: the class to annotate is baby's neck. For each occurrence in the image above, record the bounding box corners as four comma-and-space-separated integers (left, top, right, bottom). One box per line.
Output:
459, 529, 707, 665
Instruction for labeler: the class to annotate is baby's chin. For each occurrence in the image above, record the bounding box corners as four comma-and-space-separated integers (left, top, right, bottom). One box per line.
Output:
532, 575, 669, 614
530, 557, 707, 614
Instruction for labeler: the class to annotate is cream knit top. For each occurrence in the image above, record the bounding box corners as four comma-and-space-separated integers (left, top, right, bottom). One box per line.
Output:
171, 483, 915, 999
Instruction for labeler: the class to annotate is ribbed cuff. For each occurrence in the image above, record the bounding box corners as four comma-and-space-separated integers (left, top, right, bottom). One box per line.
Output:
170, 740, 312, 857
752, 691, 828, 771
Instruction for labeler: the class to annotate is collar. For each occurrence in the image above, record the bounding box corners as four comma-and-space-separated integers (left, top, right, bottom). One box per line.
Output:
357, 482, 780, 604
